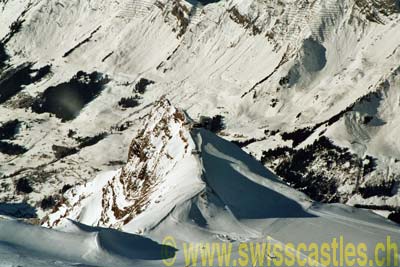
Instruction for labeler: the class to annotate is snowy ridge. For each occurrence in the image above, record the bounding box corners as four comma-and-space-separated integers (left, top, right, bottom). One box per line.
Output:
44, 99, 313, 238
45, 98, 204, 231
1, 99, 399, 266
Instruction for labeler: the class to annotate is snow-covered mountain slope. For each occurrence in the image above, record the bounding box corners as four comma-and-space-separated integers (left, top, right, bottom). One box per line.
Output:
0, 218, 178, 267
1, 0, 400, 220
43, 99, 311, 231
2, 99, 399, 267
44, 99, 205, 231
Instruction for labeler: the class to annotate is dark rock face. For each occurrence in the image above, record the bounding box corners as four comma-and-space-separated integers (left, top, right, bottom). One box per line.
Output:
31, 71, 109, 121
171, 1, 190, 38
228, 7, 261, 35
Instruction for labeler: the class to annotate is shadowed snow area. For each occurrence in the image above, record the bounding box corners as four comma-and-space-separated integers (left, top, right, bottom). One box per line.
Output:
0, 219, 176, 267
70, 221, 177, 261
0, 202, 37, 218
31, 71, 109, 121
193, 128, 313, 219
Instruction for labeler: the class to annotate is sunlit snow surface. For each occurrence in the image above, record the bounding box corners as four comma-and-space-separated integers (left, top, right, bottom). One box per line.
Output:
1, 0, 400, 213
1, 0, 400, 265
2, 101, 398, 267
0, 124, 399, 266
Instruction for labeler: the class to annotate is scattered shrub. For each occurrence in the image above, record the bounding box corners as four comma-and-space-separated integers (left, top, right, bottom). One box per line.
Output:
134, 78, 154, 94
281, 127, 315, 147
61, 184, 73, 194
388, 212, 400, 224
196, 115, 225, 133
15, 178, 33, 194
0, 41, 8, 68
0, 64, 51, 104
52, 145, 78, 159
359, 180, 395, 198
40, 195, 57, 210
0, 141, 27, 155
76, 132, 107, 149
67, 129, 77, 138
0, 119, 20, 140
261, 136, 378, 203
118, 96, 140, 108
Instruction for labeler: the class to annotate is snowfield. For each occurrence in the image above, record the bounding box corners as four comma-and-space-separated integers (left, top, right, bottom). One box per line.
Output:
1, 0, 400, 219
0, 99, 400, 266
1, 0, 400, 265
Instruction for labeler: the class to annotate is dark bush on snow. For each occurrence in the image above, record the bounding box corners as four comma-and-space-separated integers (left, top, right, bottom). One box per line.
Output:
52, 145, 78, 159
76, 132, 107, 148
40, 195, 57, 210
134, 78, 154, 94
118, 96, 140, 108
389, 212, 400, 224
0, 119, 20, 140
0, 42, 8, 68
359, 180, 395, 198
61, 184, 73, 194
0, 64, 51, 104
196, 115, 225, 133
281, 127, 315, 147
16, 178, 33, 194
0, 141, 27, 155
